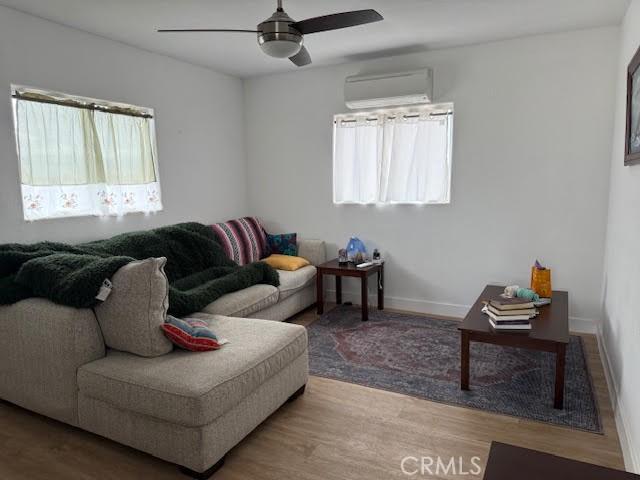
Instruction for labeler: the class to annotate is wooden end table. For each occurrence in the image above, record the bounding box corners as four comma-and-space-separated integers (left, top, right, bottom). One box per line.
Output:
316, 259, 384, 321
483, 442, 638, 479
460, 285, 569, 409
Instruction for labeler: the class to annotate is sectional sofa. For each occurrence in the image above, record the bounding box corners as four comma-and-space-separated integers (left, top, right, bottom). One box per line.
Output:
0, 238, 325, 478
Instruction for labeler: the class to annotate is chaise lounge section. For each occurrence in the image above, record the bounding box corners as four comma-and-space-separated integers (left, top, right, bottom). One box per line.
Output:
77, 314, 308, 477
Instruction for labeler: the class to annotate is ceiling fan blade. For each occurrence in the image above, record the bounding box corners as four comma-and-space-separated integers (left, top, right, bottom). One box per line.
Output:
289, 46, 312, 67
290, 9, 383, 35
157, 29, 259, 33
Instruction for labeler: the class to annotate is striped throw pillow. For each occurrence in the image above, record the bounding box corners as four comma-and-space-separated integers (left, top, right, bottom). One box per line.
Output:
210, 217, 268, 265
161, 316, 227, 352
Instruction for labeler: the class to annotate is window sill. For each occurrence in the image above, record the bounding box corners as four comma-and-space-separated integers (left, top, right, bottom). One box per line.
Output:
333, 201, 450, 206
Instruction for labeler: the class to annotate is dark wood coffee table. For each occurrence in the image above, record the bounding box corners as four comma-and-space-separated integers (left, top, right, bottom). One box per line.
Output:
460, 285, 569, 409
316, 259, 384, 321
483, 442, 638, 479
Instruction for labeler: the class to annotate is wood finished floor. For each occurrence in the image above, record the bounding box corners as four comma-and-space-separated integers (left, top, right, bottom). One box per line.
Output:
0, 305, 625, 479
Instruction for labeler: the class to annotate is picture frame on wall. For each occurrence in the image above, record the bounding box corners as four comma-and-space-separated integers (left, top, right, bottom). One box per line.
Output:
625, 45, 640, 165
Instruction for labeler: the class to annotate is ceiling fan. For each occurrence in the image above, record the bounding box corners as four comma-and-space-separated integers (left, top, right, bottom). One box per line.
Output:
158, 0, 383, 67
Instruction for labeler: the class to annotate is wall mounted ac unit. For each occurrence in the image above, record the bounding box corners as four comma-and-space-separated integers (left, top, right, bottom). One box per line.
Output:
344, 68, 433, 110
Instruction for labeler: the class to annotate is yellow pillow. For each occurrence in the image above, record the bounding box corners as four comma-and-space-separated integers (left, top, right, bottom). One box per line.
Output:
262, 254, 310, 271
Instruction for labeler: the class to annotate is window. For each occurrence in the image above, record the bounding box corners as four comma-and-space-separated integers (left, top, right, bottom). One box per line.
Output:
12, 86, 162, 221
333, 104, 453, 205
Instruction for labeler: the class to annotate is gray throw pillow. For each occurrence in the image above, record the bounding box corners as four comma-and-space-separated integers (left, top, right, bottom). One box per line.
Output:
94, 257, 173, 357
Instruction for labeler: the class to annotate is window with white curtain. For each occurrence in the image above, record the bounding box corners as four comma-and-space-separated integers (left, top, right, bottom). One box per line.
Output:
12, 86, 162, 221
333, 105, 453, 205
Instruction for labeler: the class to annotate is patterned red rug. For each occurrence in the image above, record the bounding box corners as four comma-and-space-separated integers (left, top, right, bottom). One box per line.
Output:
307, 305, 601, 433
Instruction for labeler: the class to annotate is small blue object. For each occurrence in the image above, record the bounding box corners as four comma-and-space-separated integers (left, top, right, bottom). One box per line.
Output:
346, 237, 367, 262
515, 287, 540, 302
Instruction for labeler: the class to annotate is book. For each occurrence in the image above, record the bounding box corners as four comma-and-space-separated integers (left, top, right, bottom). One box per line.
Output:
491, 320, 531, 326
490, 316, 531, 324
489, 298, 535, 311
489, 318, 532, 331
487, 304, 537, 317
486, 310, 533, 322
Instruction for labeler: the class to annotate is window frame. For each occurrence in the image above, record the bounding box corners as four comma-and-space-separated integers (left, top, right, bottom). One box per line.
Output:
11, 85, 162, 221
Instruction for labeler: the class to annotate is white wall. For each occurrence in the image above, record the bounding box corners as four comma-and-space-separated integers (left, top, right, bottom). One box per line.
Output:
0, 5, 248, 244
601, 0, 640, 472
0, 3, 633, 465
244, 27, 618, 328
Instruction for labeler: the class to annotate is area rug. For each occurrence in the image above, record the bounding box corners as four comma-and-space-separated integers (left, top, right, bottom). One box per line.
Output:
307, 306, 602, 433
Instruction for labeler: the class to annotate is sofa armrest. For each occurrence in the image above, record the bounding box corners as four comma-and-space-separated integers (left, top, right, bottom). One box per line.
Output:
298, 239, 326, 266
0, 298, 105, 426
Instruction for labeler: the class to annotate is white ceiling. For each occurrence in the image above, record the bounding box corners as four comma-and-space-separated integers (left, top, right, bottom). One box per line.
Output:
0, 0, 629, 78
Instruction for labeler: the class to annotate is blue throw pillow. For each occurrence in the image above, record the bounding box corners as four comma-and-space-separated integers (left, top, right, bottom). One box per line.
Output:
267, 233, 298, 256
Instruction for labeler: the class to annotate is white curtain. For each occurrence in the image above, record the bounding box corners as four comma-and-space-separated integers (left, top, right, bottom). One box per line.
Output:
16, 100, 103, 186
333, 118, 382, 204
15, 98, 162, 221
333, 110, 453, 204
93, 110, 157, 185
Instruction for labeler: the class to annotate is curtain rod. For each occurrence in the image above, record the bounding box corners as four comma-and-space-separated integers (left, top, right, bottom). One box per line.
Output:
12, 93, 154, 119
335, 111, 452, 123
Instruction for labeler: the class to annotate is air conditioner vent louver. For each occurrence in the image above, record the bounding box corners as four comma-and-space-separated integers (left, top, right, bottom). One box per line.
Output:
344, 68, 433, 110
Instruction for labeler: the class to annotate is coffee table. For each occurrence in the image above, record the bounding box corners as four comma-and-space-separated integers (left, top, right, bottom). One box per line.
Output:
459, 285, 569, 409
316, 259, 384, 321
483, 442, 638, 479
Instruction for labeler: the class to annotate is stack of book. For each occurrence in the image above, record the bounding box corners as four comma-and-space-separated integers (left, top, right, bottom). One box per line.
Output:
484, 297, 538, 331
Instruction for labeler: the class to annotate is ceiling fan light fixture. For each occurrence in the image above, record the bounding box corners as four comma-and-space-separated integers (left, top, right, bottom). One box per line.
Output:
158, 0, 384, 68
258, 32, 303, 58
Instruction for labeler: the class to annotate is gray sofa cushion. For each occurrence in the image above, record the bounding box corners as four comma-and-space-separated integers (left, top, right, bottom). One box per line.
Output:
77, 315, 308, 427
297, 239, 326, 266
277, 265, 317, 300
248, 283, 316, 322
94, 258, 173, 358
200, 284, 279, 317
0, 299, 105, 426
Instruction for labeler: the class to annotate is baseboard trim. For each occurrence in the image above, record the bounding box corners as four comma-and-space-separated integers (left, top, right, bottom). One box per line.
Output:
325, 290, 597, 333
325, 289, 469, 318
568, 316, 598, 334
596, 323, 640, 473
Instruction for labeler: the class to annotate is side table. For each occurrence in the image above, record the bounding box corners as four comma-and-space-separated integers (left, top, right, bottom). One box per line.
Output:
316, 259, 384, 321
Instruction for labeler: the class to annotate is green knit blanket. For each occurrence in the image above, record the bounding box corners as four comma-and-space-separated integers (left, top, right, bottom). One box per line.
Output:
0, 222, 279, 317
